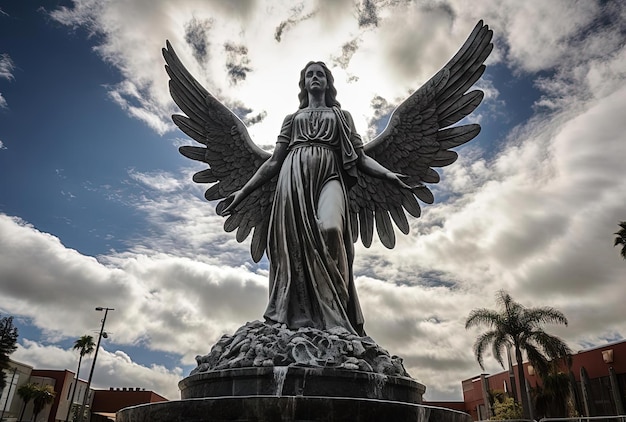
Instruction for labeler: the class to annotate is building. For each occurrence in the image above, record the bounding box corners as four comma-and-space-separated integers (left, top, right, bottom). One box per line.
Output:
0, 359, 33, 421
460, 339, 626, 420
30, 369, 90, 422
90, 388, 167, 421
0, 360, 167, 421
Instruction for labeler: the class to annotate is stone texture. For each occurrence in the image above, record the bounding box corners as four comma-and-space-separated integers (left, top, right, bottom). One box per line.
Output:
180, 367, 425, 403
117, 396, 473, 422
192, 320, 409, 377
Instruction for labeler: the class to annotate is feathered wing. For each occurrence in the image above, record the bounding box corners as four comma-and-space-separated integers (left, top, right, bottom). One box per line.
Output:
163, 41, 275, 262
350, 20, 493, 248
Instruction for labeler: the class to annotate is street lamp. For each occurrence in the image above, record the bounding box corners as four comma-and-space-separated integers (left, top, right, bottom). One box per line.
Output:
77, 307, 114, 422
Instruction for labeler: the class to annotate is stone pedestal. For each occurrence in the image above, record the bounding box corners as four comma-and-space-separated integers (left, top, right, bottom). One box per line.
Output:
117, 396, 472, 422
117, 367, 471, 422
179, 367, 424, 403
116, 323, 467, 421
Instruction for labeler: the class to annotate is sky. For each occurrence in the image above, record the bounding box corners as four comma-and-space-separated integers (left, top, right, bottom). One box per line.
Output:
0, 0, 625, 402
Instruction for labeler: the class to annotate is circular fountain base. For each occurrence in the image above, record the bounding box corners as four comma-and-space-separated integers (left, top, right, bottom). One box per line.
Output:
115, 367, 470, 422
179, 367, 424, 403
116, 396, 472, 422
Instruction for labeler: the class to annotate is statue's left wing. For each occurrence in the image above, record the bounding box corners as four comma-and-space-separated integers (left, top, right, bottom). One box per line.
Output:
350, 21, 493, 248
163, 41, 275, 262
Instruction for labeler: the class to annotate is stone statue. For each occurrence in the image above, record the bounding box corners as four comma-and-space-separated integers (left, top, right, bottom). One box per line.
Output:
163, 21, 492, 375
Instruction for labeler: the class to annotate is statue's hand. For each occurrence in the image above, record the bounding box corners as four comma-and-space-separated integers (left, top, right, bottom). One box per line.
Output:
386, 172, 423, 190
220, 190, 246, 216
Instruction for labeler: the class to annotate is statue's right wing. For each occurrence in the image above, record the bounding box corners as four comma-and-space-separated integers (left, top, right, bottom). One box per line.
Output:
349, 21, 492, 249
163, 41, 275, 262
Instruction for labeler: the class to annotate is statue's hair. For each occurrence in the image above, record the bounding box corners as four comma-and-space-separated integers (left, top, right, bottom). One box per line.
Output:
298, 61, 340, 109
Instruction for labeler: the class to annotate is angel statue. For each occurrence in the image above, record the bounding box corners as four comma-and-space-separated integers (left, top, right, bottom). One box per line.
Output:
163, 22, 492, 341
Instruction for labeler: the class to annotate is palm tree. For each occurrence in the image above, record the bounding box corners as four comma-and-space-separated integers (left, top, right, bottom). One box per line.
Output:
465, 290, 572, 419
32, 384, 56, 421
614, 221, 626, 260
65, 335, 95, 422
17, 382, 37, 421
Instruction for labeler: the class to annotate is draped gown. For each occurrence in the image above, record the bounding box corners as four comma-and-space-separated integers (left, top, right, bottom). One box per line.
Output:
264, 106, 365, 336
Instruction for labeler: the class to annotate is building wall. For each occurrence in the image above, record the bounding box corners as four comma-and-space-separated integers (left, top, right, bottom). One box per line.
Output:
0, 360, 33, 421
17, 374, 56, 422
91, 388, 167, 414
31, 369, 89, 422
461, 339, 626, 420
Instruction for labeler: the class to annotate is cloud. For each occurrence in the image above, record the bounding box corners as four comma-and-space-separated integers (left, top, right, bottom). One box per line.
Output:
0, 53, 15, 109
0, 53, 14, 80
12, 0, 623, 402
331, 37, 361, 69
128, 169, 183, 192
184, 16, 212, 64
0, 214, 266, 365
14, 339, 183, 399
356, 0, 379, 28
274, 3, 317, 42
224, 42, 252, 85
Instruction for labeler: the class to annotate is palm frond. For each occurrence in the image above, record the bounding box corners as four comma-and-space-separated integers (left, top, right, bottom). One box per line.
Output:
465, 309, 502, 329
523, 307, 568, 327
524, 343, 551, 377
526, 329, 572, 363
491, 333, 511, 368
474, 331, 498, 369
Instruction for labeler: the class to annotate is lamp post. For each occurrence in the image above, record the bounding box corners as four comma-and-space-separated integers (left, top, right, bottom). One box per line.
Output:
77, 307, 114, 422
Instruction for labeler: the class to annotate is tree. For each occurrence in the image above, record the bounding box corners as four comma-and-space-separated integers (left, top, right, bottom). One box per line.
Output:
492, 396, 523, 420
614, 221, 626, 260
32, 384, 56, 421
17, 382, 38, 421
0, 315, 19, 390
65, 335, 95, 422
465, 290, 572, 419
533, 369, 573, 418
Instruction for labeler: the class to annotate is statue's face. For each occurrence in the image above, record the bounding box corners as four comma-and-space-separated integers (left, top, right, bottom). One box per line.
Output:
304, 64, 327, 94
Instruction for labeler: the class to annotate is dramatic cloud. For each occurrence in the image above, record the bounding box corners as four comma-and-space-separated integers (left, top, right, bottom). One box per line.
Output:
224, 42, 252, 85
0, 53, 13, 80
0, 53, 14, 109
184, 17, 212, 64
1, 0, 621, 402
356, 0, 379, 28
14, 340, 183, 399
274, 3, 317, 42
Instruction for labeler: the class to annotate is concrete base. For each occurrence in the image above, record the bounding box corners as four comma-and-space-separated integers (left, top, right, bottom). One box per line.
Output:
117, 367, 446, 421
179, 367, 425, 403
116, 396, 472, 422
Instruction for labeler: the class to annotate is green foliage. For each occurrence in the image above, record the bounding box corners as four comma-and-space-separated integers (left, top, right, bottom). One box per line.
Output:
487, 388, 507, 407
533, 369, 575, 418
73, 335, 96, 356
17, 382, 57, 420
0, 314, 19, 390
614, 221, 626, 260
32, 384, 56, 419
18, 382, 39, 421
492, 396, 523, 420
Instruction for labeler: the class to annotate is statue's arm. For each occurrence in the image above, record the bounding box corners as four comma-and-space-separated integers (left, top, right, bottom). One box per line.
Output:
220, 142, 289, 216
356, 150, 411, 189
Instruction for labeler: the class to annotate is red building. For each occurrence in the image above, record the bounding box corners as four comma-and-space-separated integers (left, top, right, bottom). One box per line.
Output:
460, 339, 626, 420
91, 387, 168, 421
30, 369, 87, 422
1, 363, 168, 422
